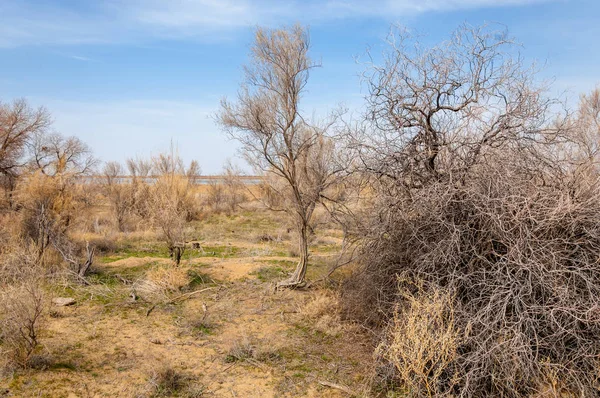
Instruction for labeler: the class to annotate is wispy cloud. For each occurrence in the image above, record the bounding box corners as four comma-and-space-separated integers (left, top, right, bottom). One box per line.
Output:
0, 0, 555, 48
68, 55, 92, 62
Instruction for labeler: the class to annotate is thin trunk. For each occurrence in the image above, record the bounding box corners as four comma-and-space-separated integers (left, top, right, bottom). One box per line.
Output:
170, 245, 184, 266
278, 220, 309, 288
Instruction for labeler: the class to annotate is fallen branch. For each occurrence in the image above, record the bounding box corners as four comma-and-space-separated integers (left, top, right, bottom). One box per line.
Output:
318, 380, 355, 396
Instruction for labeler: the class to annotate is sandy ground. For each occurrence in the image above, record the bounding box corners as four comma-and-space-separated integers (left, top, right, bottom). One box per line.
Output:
1, 224, 371, 398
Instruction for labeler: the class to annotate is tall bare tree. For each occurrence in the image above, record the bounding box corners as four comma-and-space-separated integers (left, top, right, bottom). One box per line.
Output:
218, 25, 342, 288
0, 99, 51, 207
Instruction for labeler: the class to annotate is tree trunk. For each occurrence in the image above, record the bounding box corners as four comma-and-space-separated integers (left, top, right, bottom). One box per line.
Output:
170, 245, 184, 266
278, 221, 309, 289
78, 243, 95, 278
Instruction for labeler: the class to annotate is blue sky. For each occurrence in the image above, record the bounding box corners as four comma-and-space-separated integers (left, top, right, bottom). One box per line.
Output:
0, 0, 598, 173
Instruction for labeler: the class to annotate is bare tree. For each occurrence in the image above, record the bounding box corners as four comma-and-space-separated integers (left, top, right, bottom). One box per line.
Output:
102, 161, 134, 232
30, 132, 96, 176
343, 24, 600, 397
354, 24, 558, 188
20, 132, 96, 264
218, 25, 342, 288
0, 99, 51, 207
147, 150, 199, 265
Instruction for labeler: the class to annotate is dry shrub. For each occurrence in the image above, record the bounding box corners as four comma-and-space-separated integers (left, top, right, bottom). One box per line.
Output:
204, 180, 225, 213
0, 281, 46, 369
141, 366, 204, 398
204, 170, 248, 214
224, 334, 256, 363
340, 24, 600, 398
376, 286, 460, 397
348, 160, 600, 397
0, 235, 42, 285
298, 291, 343, 336
149, 174, 198, 264
135, 266, 190, 302
224, 334, 281, 363
86, 234, 117, 254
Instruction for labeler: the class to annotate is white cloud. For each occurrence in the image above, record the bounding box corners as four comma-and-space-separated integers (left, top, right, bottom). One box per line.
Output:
0, 0, 555, 47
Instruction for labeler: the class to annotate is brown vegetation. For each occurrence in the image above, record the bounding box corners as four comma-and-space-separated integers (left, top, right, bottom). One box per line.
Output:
342, 24, 600, 397
2, 22, 600, 398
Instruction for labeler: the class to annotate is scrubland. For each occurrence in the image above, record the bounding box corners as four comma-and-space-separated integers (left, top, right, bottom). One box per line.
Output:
4, 22, 600, 398
0, 197, 372, 397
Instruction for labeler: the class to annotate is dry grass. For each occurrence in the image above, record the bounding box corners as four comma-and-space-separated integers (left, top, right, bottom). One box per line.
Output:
0, 197, 370, 397
141, 366, 204, 398
224, 334, 257, 363
376, 287, 460, 397
297, 291, 344, 336
0, 280, 46, 369
134, 265, 191, 302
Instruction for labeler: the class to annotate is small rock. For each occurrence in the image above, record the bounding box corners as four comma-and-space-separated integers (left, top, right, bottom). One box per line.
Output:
52, 297, 76, 307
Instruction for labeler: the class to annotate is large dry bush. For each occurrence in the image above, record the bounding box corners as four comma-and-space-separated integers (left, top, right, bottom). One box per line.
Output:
344, 24, 600, 397
353, 160, 600, 397
18, 171, 77, 261
15, 132, 96, 267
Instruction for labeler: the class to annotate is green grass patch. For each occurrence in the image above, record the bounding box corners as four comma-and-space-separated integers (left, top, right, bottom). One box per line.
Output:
198, 245, 240, 258
49, 361, 78, 371
251, 266, 288, 282
312, 244, 341, 254
100, 244, 171, 262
